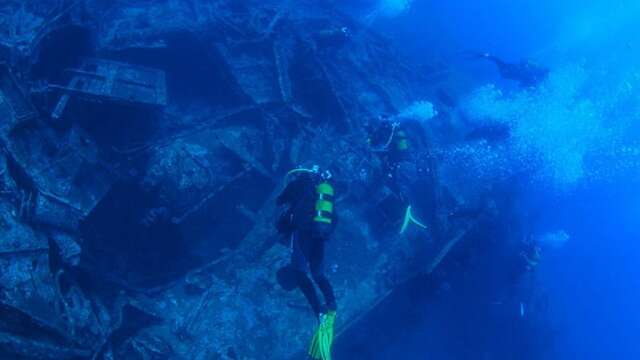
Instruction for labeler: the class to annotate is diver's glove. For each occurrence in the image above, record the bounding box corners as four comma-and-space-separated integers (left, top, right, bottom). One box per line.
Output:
308, 311, 337, 360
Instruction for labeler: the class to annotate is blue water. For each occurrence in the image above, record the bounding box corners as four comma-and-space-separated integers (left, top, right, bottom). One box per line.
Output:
352, 1, 640, 358
539, 184, 640, 359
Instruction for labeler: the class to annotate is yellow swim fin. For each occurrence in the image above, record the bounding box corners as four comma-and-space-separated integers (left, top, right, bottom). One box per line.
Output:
309, 311, 336, 360
400, 205, 427, 234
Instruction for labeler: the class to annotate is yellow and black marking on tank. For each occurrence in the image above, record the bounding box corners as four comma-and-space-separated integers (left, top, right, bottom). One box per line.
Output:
395, 129, 410, 151
314, 182, 334, 224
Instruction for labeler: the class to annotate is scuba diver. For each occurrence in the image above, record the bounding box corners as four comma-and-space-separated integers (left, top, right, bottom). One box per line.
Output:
519, 239, 542, 273
367, 115, 431, 234
512, 238, 543, 319
474, 52, 549, 88
275, 165, 337, 360
313, 26, 352, 50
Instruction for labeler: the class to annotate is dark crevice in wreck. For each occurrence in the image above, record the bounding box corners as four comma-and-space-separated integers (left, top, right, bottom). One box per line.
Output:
30, 25, 94, 83
107, 31, 249, 109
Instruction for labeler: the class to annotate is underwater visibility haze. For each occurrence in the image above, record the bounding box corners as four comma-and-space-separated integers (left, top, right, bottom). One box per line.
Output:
0, 0, 638, 359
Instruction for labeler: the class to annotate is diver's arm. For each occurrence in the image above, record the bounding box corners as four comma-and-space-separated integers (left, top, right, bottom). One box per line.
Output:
277, 177, 304, 205
276, 184, 293, 206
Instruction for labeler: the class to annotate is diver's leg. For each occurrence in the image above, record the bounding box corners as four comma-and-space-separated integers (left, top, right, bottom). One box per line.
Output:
290, 232, 307, 272
313, 274, 336, 312
291, 231, 324, 316
294, 270, 324, 316
394, 161, 417, 204
309, 238, 337, 311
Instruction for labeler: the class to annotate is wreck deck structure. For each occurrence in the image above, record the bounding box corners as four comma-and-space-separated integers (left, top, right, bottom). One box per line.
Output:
0, 63, 37, 136
51, 58, 167, 119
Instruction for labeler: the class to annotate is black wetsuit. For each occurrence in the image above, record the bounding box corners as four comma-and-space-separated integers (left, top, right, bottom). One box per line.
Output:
368, 120, 437, 238
277, 174, 337, 316
484, 55, 549, 88
370, 120, 430, 202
